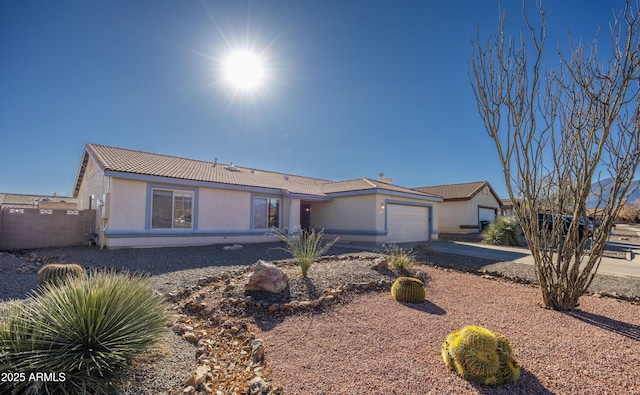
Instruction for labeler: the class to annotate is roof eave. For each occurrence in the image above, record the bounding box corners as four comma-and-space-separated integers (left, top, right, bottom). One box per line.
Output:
72, 147, 91, 198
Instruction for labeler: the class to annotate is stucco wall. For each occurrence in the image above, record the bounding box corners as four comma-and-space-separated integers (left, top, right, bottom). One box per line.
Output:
472, 188, 502, 210
75, 156, 110, 245
283, 198, 300, 230
436, 200, 470, 233
310, 194, 377, 231
101, 180, 291, 248
108, 178, 147, 229
198, 187, 250, 230
84, 171, 440, 247
76, 156, 108, 211
308, 194, 438, 243
104, 234, 276, 248
437, 187, 501, 234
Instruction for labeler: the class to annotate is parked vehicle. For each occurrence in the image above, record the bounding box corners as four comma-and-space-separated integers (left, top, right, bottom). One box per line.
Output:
537, 213, 593, 240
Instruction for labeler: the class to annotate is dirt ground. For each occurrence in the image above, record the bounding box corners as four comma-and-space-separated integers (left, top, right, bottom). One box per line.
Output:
610, 223, 640, 244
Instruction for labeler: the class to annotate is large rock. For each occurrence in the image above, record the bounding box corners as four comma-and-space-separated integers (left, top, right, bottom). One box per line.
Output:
245, 260, 289, 293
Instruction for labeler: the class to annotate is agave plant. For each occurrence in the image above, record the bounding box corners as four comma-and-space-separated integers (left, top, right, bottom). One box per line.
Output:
0, 271, 172, 395
270, 227, 339, 277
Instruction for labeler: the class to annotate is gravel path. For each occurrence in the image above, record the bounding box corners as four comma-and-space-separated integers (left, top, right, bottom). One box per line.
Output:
1, 243, 308, 302
1, 241, 640, 394
2, 242, 640, 302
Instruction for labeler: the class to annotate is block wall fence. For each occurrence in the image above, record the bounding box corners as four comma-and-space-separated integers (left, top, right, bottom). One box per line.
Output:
0, 207, 96, 250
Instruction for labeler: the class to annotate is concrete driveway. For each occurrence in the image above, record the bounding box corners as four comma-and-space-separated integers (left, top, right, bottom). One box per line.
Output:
428, 241, 640, 278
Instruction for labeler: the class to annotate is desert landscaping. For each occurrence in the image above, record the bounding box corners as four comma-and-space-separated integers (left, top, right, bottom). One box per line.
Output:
2, 237, 640, 394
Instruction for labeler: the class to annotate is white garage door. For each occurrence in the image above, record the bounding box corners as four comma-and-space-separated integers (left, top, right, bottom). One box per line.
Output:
387, 204, 430, 243
479, 208, 497, 223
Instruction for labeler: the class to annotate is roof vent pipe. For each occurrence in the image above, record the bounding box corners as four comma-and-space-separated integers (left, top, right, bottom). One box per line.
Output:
378, 173, 392, 184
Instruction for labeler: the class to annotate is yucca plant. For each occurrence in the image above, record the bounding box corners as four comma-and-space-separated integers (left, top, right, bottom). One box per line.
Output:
481, 216, 522, 246
270, 227, 339, 277
0, 271, 172, 395
382, 243, 415, 269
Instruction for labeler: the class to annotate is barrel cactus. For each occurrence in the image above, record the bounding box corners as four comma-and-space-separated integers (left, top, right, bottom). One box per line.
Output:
442, 325, 520, 387
37, 263, 84, 288
390, 277, 425, 303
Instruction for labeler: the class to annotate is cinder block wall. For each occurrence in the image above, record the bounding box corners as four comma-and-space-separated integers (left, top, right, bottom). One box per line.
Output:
0, 208, 96, 250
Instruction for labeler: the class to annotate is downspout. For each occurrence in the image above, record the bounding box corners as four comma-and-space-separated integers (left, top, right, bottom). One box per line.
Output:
281, 189, 293, 234
100, 220, 107, 249
100, 175, 111, 249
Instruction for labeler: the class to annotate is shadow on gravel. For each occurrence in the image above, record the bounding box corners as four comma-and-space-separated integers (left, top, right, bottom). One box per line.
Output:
471, 367, 555, 395
399, 300, 446, 315
252, 313, 287, 332
564, 310, 640, 342
300, 277, 318, 298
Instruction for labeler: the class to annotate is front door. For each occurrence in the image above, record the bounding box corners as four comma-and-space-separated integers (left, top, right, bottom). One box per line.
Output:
300, 203, 311, 231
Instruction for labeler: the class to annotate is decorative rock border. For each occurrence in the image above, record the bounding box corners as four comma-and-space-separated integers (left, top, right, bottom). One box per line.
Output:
165, 260, 399, 395
172, 276, 393, 315
165, 256, 396, 313
229, 279, 392, 313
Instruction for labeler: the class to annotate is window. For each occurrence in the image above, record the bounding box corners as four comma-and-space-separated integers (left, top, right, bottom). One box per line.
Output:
151, 188, 193, 229
253, 197, 280, 229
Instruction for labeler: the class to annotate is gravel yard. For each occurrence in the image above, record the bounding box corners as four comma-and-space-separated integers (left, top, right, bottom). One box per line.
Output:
1, 241, 640, 394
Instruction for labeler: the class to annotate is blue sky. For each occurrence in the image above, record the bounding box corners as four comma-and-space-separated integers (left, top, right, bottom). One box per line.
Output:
0, 0, 624, 198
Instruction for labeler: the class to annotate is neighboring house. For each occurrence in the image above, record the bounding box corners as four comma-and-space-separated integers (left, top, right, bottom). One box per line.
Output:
0, 193, 77, 209
413, 181, 502, 234
72, 144, 442, 248
501, 199, 515, 217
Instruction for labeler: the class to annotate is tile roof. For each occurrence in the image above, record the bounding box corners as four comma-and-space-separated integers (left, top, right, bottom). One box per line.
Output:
413, 181, 496, 201
75, 144, 438, 200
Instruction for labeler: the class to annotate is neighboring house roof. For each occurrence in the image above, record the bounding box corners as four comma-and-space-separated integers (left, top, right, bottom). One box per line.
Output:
413, 181, 502, 203
0, 193, 76, 208
39, 201, 79, 210
74, 144, 440, 200
501, 198, 514, 208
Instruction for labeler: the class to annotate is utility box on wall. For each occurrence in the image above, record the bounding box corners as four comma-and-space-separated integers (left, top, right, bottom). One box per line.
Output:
101, 193, 110, 219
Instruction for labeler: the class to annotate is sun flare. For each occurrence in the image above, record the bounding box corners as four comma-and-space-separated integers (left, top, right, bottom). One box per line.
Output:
223, 51, 266, 91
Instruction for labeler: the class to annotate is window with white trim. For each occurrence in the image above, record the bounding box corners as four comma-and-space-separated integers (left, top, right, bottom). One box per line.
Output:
253, 197, 280, 229
151, 188, 193, 229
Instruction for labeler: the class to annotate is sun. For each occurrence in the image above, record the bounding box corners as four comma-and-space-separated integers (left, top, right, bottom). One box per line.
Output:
223, 50, 266, 91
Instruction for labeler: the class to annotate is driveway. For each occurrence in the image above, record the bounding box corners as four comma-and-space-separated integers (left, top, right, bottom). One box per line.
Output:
427, 241, 640, 278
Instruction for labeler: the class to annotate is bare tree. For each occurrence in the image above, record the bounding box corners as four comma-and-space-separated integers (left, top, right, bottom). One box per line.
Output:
470, 0, 640, 310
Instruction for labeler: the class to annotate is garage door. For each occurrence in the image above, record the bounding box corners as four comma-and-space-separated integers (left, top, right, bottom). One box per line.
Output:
479, 208, 496, 223
387, 204, 430, 243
